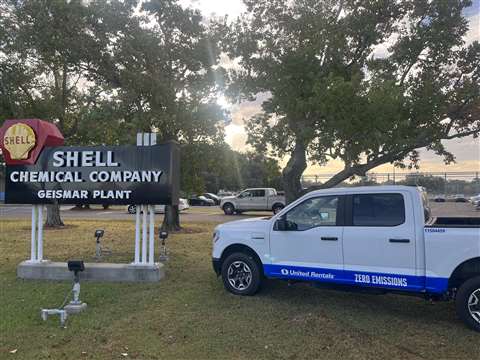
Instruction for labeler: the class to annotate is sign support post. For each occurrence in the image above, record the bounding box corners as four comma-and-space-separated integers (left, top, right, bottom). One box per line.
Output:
30, 207, 37, 261
142, 205, 147, 263
28, 205, 45, 262
37, 205, 44, 261
133, 132, 157, 266
148, 206, 155, 265
134, 208, 141, 264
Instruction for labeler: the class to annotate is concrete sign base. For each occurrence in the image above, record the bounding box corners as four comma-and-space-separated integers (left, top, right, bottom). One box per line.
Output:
17, 261, 164, 282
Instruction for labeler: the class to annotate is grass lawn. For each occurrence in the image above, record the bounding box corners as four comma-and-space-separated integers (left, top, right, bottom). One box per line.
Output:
0, 219, 479, 360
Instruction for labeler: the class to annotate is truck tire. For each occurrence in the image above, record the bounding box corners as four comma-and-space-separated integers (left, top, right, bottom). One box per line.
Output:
272, 203, 284, 214
455, 276, 480, 332
223, 203, 235, 215
221, 252, 262, 296
127, 205, 137, 214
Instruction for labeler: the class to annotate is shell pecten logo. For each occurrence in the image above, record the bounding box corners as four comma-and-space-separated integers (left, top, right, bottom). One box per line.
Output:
3, 123, 36, 160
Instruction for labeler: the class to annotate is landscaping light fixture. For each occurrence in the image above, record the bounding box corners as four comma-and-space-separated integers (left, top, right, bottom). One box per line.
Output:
64, 259, 87, 314
159, 230, 168, 240
158, 229, 169, 261
94, 229, 105, 258
40, 260, 87, 327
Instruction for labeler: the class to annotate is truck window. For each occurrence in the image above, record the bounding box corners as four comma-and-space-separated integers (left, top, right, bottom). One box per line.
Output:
238, 191, 252, 198
285, 196, 338, 230
251, 190, 265, 197
352, 193, 405, 226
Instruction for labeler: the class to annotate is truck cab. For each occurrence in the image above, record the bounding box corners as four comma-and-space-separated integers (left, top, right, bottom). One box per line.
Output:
212, 186, 480, 331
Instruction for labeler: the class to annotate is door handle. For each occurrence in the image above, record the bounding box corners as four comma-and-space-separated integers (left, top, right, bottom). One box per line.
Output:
389, 238, 410, 243
321, 237, 338, 241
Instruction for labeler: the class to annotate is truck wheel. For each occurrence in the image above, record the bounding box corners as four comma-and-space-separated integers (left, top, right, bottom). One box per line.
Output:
221, 252, 262, 296
127, 205, 137, 214
455, 276, 480, 332
272, 203, 284, 214
223, 203, 235, 215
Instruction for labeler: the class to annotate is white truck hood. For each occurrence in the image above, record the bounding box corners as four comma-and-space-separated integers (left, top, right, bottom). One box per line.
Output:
220, 195, 236, 203
212, 217, 273, 260
218, 216, 272, 231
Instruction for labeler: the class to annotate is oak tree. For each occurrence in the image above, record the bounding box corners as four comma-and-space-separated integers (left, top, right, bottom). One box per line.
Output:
224, 0, 480, 203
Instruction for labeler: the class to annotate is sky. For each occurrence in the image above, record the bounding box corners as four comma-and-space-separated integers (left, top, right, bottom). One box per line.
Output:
184, 0, 480, 175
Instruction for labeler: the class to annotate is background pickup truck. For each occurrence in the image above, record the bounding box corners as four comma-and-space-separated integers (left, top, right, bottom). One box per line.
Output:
220, 188, 285, 215
212, 185, 480, 331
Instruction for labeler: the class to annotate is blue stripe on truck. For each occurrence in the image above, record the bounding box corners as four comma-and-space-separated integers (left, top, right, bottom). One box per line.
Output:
264, 264, 449, 294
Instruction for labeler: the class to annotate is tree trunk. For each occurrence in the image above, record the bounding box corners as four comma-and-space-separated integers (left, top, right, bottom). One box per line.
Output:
161, 204, 181, 232
45, 203, 64, 227
282, 141, 307, 204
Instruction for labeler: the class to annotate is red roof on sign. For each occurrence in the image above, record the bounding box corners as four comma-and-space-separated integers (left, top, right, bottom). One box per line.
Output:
0, 119, 64, 165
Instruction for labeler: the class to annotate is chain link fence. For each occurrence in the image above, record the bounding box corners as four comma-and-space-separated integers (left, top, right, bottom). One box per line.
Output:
301, 171, 480, 198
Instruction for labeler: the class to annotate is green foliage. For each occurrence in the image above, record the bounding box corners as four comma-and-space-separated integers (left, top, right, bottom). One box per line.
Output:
0, 0, 139, 143
180, 143, 282, 195
0, 0, 228, 146
224, 0, 480, 194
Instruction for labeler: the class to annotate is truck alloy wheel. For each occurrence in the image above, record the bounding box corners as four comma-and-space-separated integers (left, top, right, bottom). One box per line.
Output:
223, 203, 234, 215
456, 276, 480, 332
127, 205, 137, 214
273, 204, 284, 214
468, 289, 480, 324
221, 253, 261, 295
227, 261, 252, 291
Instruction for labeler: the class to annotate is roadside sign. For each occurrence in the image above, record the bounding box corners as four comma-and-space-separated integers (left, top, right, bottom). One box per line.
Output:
0, 119, 180, 205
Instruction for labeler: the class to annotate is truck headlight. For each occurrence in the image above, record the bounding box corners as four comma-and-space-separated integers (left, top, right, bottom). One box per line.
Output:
213, 231, 220, 243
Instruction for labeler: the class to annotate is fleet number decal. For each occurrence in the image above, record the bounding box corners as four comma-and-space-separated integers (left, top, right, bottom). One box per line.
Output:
354, 273, 408, 287
425, 228, 446, 233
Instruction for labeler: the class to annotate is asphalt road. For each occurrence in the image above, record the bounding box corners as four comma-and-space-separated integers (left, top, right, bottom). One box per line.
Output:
1, 201, 479, 223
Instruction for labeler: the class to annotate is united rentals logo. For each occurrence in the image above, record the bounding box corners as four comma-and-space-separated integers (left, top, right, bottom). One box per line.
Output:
3, 123, 36, 160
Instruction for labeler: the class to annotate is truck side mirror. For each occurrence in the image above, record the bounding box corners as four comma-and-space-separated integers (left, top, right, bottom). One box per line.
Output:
275, 216, 288, 231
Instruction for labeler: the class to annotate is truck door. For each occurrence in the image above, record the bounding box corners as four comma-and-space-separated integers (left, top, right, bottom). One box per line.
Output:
236, 190, 252, 210
250, 189, 266, 210
342, 192, 421, 291
266, 195, 344, 283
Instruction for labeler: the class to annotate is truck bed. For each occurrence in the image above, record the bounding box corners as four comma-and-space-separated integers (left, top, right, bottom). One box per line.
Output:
426, 217, 480, 227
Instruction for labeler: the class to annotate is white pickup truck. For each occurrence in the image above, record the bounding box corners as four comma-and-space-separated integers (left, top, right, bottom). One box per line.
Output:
220, 188, 285, 215
212, 186, 480, 331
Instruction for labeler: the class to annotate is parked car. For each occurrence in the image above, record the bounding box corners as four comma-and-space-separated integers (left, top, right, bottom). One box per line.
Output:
219, 188, 286, 215
189, 195, 215, 206
433, 195, 446, 202
470, 194, 480, 205
212, 185, 480, 331
203, 193, 221, 205
454, 194, 467, 202
218, 190, 236, 197
127, 198, 189, 214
